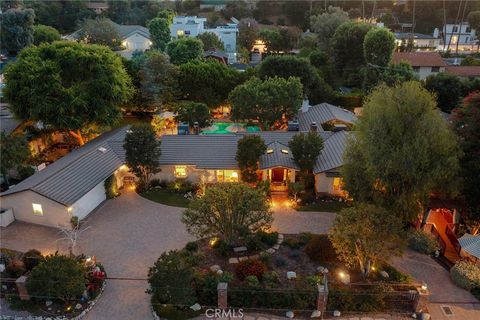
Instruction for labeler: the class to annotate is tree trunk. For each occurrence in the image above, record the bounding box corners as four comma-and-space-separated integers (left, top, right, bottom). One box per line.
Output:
69, 130, 85, 145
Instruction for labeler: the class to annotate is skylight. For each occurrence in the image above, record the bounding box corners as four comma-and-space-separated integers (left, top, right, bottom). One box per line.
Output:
281, 149, 289, 154
266, 148, 274, 154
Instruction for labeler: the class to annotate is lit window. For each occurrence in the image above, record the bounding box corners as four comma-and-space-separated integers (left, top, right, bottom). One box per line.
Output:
266, 148, 274, 154
177, 30, 185, 37
451, 35, 458, 44
281, 149, 289, 154
174, 165, 187, 178
216, 170, 239, 182
32, 203, 43, 216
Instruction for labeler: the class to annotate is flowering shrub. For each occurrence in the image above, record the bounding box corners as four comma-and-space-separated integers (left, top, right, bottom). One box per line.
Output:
407, 230, 440, 254
235, 259, 267, 280
87, 264, 106, 295
450, 260, 480, 291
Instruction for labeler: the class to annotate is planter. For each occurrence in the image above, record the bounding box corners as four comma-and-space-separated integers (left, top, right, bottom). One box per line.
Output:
0, 208, 14, 227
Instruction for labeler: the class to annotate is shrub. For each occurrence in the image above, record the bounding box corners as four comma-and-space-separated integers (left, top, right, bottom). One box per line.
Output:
6, 259, 26, 278
245, 275, 260, 287
21, 249, 43, 271
235, 259, 267, 280
381, 265, 412, 284
246, 234, 263, 251
258, 252, 271, 266
450, 260, 480, 291
257, 231, 279, 246
306, 275, 324, 287
263, 271, 280, 288
288, 250, 302, 262
284, 237, 304, 249
300, 192, 315, 204
407, 230, 440, 254
305, 234, 337, 263
185, 241, 199, 252
273, 256, 287, 267
214, 239, 231, 257
27, 253, 86, 302
104, 174, 119, 199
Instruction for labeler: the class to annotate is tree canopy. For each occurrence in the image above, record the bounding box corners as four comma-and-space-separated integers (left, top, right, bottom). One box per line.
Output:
310, 6, 349, 51
148, 16, 172, 51
197, 32, 224, 51
236, 135, 267, 183
4, 41, 133, 145
229, 77, 303, 129
182, 183, 272, 243
329, 203, 404, 278
237, 18, 259, 50
174, 101, 211, 128
1, 8, 35, 54
363, 27, 395, 67
342, 81, 460, 221
425, 72, 465, 112
166, 37, 204, 65
78, 18, 121, 48
33, 24, 60, 45
0, 132, 30, 185
289, 131, 324, 173
123, 123, 161, 189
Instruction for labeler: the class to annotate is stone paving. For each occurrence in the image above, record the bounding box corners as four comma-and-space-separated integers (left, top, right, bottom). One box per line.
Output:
0, 191, 337, 320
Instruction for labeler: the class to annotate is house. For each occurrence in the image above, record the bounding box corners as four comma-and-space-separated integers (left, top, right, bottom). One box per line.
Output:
394, 32, 441, 51
392, 52, 447, 80
442, 22, 477, 52
296, 101, 357, 131
458, 234, 480, 265
0, 127, 131, 227
204, 51, 229, 64
170, 16, 238, 62
445, 66, 480, 79
86, 1, 109, 14
200, 0, 227, 11
155, 130, 349, 195
65, 21, 151, 52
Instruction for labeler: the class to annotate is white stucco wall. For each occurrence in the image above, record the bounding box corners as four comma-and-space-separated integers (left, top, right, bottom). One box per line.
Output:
415, 66, 445, 80
0, 190, 71, 227
124, 33, 151, 51
71, 180, 106, 220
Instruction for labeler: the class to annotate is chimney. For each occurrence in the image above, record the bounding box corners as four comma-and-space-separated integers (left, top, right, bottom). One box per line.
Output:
310, 122, 318, 132
301, 98, 310, 113
193, 121, 200, 135
433, 28, 439, 38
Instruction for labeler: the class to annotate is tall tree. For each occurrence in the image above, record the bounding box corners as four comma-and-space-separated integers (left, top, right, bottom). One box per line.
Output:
330, 203, 404, 279
229, 77, 303, 129
166, 37, 204, 65
78, 18, 121, 48
124, 123, 161, 189
310, 6, 349, 51
288, 131, 323, 186
425, 73, 465, 112
237, 18, 259, 51
467, 11, 480, 51
236, 135, 267, 183
197, 32, 224, 51
4, 41, 133, 145
0, 8, 35, 54
182, 183, 272, 244
33, 24, 60, 45
453, 92, 480, 235
342, 81, 460, 221
363, 27, 395, 67
0, 133, 30, 185
148, 16, 172, 51
174, 101, 211, 128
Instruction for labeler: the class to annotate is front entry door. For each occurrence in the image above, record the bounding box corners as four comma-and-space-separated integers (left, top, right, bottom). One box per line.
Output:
271, 168, 285, 182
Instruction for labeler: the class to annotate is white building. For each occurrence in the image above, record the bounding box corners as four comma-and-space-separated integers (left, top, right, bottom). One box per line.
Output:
170, 16, 238, 62
442, 22, 477, 52
392, 52, 446, 80
394, 32, 441, 51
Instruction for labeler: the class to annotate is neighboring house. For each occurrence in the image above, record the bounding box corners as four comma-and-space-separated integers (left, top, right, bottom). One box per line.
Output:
86, 1, 109, 14
156, 130, 349, 195
445, 66, 480, 79
204, 51, 229, 64
65, 20, 151, 52
0, 128, 132, 227
296, 100, 357, 132
392, 52, 447, 80
394, 32, 441, 51
442, 22, 477, 51
200, 0, 227, 11
170, 16, 238, 62
458, 234, 480, 265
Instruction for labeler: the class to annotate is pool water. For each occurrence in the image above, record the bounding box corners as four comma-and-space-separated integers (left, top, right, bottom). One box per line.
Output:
202, 122, 261, 134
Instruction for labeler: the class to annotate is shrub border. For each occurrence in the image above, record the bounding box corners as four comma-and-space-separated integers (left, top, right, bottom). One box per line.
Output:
228, 234, 284, 264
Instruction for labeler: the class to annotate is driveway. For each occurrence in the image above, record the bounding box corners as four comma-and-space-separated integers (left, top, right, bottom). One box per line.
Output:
391, 249, 480, 319
0, 191, 335, 320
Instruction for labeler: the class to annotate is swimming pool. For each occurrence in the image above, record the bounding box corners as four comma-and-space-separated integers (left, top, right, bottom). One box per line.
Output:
202, 122, 261, 134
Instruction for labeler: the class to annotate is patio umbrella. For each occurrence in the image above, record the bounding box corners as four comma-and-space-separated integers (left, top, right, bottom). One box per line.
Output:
458, 234, 480, 260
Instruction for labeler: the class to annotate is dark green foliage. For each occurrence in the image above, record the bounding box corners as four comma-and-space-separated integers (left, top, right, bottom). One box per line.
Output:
197, 32, 224, 51
148, 250, 196, 305
78, 18, 121, 48
380, 265, 413, 284
166, 37, 204, 65
21, 249, 43, 272
178, 60, 240, 107
328, 284, 390, 312
1, 8, 35, 54
288, 131, 324, 173
304, 234, 336, 263
236, 135, 266, 183
185, 241, 199, 252
228, 285, 316, 309
0, 132, 30, 185
26, 253, 87, 302
363, 27, 395, 66
104, 175, 119, 199
4, 41, 133, 145
32, 24, 60, 45
257, 231, 278, 246
124, 124, 161, 188
258, 55, 334, 104
229, 77, 303, 129
425, 72, 465, 112
6, 259, 26, 278
174, 101, 211, 128
149, 17, 171, 51
407, 230, 440, 254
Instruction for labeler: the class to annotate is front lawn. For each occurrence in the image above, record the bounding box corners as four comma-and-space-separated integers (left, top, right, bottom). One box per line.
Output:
296, 199, 350, 212
141, 189, 190, 208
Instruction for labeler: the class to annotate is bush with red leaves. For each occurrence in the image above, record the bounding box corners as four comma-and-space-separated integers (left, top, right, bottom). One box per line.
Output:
235, 259, 267, 280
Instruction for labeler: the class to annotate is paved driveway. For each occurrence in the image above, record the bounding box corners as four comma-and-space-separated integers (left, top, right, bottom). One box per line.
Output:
0, 191, 335, 320
391, 249, 480, 320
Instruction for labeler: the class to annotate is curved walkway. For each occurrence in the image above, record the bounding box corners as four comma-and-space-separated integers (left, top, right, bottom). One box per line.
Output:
0, 191, 335, 320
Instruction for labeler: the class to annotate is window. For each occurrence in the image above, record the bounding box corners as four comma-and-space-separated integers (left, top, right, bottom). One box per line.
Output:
413, 66, 420, 72
431, 66, 440, 72
466, 27, 472, 33
216, 170, 239, 182
453, 26, 458, 32
465, 36, 469, 43
332, 178, 343, 194
174, 165, 187, 178
32, 203, 43, 216
451, 35, 458, 44
281, 149, 289, 154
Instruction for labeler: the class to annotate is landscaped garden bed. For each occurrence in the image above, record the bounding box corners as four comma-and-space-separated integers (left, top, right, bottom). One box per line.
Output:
140, 179, 196, 208
0, 248, 106, 319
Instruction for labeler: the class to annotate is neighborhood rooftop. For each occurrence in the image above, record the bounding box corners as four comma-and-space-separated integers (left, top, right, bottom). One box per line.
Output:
298, 103, 357, 131
392, 52, 447, 67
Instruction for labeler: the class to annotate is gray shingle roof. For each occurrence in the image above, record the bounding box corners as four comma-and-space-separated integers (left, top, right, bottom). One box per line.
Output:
313, 130, 349, 174
1, 127, 128, 206
260, 141, 298, 170
65, 20, 150, 41
458, 234, 480, 259
298, 103, 357, 131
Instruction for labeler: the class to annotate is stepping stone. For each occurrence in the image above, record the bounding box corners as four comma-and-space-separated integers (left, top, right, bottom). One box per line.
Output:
286, 310, 294, 318
233, 246, 247, 253
333, 310, 341, 317
239, 256, 249, 261
287, 271, 297, 279
360, 317, 373, 320
190, 303, 201, 311
278, 234, 284, 240
250, 254, 259, 259
228, 257, 239, 264
311, 310, 321, 318
277, 238, 283, 244
273, 244, 280, 250
267, 248, 275, 254
210, 264, 221, 272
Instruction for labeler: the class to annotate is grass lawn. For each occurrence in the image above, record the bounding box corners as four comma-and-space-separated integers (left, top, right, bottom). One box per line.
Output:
296, 200, 350, 212
141, 189, 190, 208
